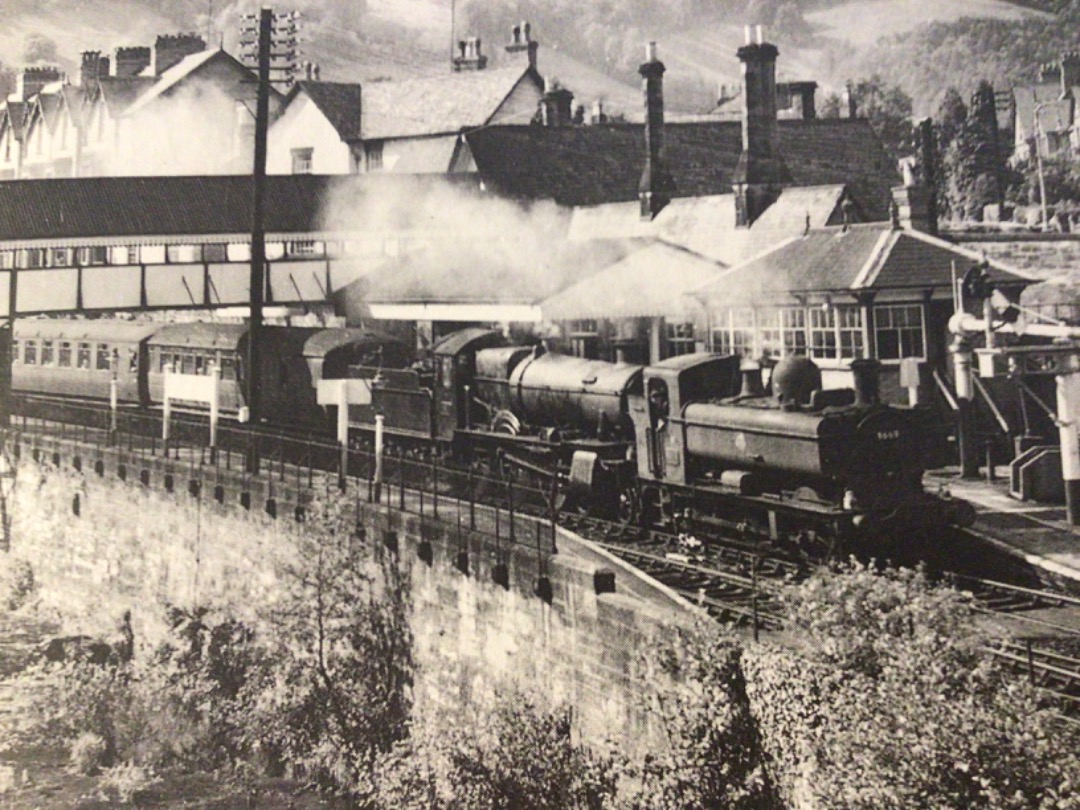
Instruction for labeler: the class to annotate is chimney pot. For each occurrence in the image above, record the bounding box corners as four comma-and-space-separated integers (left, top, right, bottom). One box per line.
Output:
639, 41, 674, 219
744, 25, 752, 45
646, 41, 657, 62
755, 25, 764, 44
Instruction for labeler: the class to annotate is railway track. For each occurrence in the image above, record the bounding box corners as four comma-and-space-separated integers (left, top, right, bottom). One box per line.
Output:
11, 399, 1080, 721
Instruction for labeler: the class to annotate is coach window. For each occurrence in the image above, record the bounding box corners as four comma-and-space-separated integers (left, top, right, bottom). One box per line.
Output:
11, 340, 19, 363
874, 303, 926, 361
96, 344, 111, 371
128, 350, 138, 373
40, 340, 54, 365
23, 340, 37, 365
77, 342, 91, 369
58, 341, 73, 367
202, 244, 228, 263
219, 356, 237, 381
194, 355, 206, 375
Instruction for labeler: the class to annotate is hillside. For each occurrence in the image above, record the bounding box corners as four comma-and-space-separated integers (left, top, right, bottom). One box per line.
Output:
0, 0, 1066, 118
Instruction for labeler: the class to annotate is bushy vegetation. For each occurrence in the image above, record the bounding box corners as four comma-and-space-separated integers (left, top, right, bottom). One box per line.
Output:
746, 559, 1080, 809
0, 556, 35, 611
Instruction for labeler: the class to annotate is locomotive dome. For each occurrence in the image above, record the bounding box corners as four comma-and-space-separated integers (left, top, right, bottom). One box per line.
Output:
771, 356, 821, 407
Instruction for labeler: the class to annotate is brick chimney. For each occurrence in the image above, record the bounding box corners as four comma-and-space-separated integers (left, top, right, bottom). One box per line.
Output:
732, 27, 788, 227
639, 42, 675, 220
889, 117, 939, 234
785, 80, 817, 120
453, 37, 488, 71
152, 33, 206, 76
844, 80, 858, 118
539, 77, 574, 126
113, 46, 151, 77
15, 66, 63, 101
505, 21, 538, 70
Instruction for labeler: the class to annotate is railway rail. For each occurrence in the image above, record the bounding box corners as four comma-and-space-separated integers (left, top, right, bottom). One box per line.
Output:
7, 394, 1080, 721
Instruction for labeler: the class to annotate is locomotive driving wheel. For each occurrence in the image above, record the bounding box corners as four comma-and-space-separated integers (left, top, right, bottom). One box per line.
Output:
616, 485, 640, 526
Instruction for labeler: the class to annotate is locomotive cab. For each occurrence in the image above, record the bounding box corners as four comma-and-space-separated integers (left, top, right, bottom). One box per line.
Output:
430, 328, 505, 442
630, 354, 742, 485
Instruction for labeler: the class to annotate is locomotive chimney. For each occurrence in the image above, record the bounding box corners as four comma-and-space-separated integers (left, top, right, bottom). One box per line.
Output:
639, 41, 675, 220
739, 362, 765, 398
850, 358, 881, 406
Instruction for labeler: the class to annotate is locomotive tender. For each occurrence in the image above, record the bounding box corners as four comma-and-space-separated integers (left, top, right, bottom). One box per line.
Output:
10, 319, 973, 548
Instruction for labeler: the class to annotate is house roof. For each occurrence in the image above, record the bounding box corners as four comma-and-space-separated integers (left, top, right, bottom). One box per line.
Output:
0, 173, 481, 244
691, 223, 1035, 303
97, 77, 156, 116
464, 118, 897, 217
291, 81, 363, 140
569, 184, 852, 267
3, 101, 29, 141
541, 242, 725, 320
1013, 83, 1080, 136
125, 49, 262, 117
360, 66, 541, 140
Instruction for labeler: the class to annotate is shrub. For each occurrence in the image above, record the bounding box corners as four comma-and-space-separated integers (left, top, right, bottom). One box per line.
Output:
97, 761, 157, 805
755, 559, 1080, 809
0, 557, 35, 611
628, 622, 779, 810
69, 731, 108, 775
368, 688, 619, 810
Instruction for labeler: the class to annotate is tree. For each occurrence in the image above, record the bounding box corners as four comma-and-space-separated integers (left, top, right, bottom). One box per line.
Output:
940, 81, 1009, 220
849, 75, 915, 164
248, 493, 414, 793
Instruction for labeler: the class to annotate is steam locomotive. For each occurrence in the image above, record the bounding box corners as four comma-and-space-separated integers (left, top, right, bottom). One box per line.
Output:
9, 319, 974, 549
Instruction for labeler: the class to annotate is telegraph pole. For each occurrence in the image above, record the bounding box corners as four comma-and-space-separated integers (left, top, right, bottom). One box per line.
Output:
247, 6, 271, 432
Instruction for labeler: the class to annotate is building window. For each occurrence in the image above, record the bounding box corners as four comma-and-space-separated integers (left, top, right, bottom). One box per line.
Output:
809, 305, 863, 361
808, 307, 837, 359
711, 308, 755, 356
23, 340, 37, 365
50, 248, 72, 268
77, 246, 109, 266
875, 303, 925, 361
568, 319, 599, 359
291, 147, 313, 174
166, 244, 198, 263
202, 243, 228, 263
666, 322, 697, 357
366, 142, 383, 172
0, 251, 13, 269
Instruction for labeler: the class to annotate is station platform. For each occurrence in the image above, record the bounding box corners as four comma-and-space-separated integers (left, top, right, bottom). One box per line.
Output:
927, 467, 1080, 592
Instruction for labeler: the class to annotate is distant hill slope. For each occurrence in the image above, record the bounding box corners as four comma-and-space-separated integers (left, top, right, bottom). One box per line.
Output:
0, 0, 1067, 120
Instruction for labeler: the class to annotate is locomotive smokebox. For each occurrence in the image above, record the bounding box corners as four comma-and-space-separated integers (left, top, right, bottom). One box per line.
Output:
739, 362, 765, 397
850, 358, 882, 406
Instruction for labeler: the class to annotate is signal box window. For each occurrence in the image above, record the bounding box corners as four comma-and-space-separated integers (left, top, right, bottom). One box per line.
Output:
292, 147, 313, 174
875, 304, 925, 361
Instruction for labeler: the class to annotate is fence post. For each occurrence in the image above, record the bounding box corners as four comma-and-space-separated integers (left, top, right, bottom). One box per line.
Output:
374, 414, 384, 504
432, 452, 439, 519
752, 555, 760, 643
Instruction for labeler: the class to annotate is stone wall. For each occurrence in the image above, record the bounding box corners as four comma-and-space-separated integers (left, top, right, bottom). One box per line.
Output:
949, 233, 1080, 278
3, 432, 694, 754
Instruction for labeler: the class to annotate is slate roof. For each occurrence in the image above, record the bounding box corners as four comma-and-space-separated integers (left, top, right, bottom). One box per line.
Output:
0, 174, 480, 243
3, 101, 29, 141
97, 77, 156, 115
692, 223, 1035, 303
125, 50, 265, 117
540, 242, 725, 319
568, 184, 852, 267
360, 66, 541, 140
291, 81, 363, 140
464, 118, 898, 218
